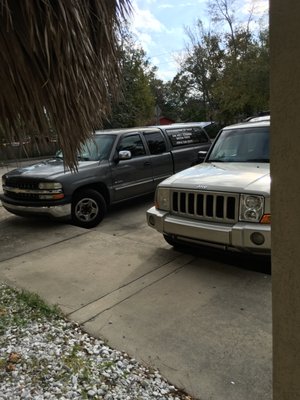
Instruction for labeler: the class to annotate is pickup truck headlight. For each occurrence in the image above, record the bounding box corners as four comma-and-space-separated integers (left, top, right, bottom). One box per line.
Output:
38, 182, 62, 190
155, 188, 170, 211
38, 181, 64, 200
240, 194, 264, 222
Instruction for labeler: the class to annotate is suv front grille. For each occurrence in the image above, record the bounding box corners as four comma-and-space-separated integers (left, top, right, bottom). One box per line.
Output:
171, 190, 239, 223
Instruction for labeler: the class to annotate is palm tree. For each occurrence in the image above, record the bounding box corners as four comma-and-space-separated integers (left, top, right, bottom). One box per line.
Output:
0, 0, 131, 169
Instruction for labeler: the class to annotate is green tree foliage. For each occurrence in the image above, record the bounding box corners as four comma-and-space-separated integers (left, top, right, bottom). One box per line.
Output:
174, 0, 269, 124
177, 21, 224, 121
105, 31, 155, 128
148, 78, 177, 122
214, 28, 269, 122
148, 69, 210, 123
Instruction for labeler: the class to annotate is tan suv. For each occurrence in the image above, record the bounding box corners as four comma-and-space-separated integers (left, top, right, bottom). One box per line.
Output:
147, 117, 270, 255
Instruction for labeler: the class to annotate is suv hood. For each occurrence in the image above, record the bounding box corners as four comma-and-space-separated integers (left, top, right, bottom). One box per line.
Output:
161, 162, 270, 195
4, 158, 100, 180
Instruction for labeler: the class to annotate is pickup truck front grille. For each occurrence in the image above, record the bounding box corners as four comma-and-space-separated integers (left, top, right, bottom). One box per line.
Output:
171, 190, 239, 223
4, 191, 40, 200
5, 178, 39, 190
4, 178, 41, 201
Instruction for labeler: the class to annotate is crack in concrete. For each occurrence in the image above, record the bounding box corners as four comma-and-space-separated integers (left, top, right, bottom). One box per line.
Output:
68, 255, 195, 325
0, 231, 90, 263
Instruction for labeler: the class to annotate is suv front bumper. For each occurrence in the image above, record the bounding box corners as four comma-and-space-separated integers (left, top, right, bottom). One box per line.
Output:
146, 206, 271, 255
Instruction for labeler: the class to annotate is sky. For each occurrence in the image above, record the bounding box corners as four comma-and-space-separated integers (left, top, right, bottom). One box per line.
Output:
129, 0, 269, 81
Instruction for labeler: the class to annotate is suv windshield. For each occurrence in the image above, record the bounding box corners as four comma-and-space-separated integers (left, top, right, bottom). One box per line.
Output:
56, 134, 115, 161
208, 126, 269, 163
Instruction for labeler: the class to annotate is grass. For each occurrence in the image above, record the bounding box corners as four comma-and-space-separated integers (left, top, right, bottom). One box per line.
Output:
14, 289, 62, 318
0, 284, 61, 335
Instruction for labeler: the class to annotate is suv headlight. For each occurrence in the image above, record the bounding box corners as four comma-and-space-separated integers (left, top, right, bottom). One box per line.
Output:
155, 187, 170, 211
240, 194, 264, 222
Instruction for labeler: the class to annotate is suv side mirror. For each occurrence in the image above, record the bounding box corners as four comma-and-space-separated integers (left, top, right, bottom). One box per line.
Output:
198, 150, 208, 163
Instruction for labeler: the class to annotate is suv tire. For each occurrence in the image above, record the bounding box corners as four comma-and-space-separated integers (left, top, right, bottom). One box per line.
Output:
163, 234, 180, 248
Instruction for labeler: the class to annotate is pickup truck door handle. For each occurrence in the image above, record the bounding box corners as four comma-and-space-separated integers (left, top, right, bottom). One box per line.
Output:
144, 161, 151, 166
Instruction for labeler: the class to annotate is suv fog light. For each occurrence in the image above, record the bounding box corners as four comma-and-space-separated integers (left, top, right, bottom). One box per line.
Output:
148, 215, 155, 226
250, 232, 265, 246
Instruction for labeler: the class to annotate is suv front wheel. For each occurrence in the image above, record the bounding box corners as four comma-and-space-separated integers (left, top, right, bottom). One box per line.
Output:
163, 234, 180, 248
72, 189, 107, 228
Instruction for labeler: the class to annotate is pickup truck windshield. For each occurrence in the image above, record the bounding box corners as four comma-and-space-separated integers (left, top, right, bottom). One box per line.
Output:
56, 134, 115, 161
208, 126, 269, 163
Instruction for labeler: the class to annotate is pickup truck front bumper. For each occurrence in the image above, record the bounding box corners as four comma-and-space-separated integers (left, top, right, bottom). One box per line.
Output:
146, 206, 271, 255
1, 200, 71, 220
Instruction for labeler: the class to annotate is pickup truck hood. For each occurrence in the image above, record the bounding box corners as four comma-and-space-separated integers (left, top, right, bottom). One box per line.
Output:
161, 162, 270, 195
4, 158, 100, 180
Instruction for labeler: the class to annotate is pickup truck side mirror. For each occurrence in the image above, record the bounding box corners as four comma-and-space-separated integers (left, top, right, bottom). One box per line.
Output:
198, 150, 208, 163
116, 150, 132, 162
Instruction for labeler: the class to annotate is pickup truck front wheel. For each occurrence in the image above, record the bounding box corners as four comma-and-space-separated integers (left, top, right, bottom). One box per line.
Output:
72, 189, 107, 228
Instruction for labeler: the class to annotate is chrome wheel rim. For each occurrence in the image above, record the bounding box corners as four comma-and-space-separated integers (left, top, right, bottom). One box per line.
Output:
75, 197, 99, 222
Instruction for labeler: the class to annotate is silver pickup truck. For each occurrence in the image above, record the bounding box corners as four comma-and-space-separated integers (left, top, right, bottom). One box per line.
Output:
0, 123, 215, 228
147, 117, 271, 254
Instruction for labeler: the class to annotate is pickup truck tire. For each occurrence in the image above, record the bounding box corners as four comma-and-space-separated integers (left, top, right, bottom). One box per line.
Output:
72, 189, 107, 229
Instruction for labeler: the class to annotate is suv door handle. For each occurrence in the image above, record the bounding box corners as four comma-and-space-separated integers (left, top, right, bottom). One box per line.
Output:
144, 161, 151, 166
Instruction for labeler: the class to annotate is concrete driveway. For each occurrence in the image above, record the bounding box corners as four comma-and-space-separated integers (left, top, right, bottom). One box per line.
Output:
0, 163, 272, 400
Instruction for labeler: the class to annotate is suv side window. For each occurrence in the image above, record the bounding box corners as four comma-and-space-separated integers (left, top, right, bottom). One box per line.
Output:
166, 127, 209, 146
143, 131, 167, 154
117, 134, 146, 157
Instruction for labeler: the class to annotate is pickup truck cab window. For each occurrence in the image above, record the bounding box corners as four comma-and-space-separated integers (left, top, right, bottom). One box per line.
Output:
202, 122, 220, 139
166, 127, 209, 147
143, 131, 167, 154
117, 134, 146, 157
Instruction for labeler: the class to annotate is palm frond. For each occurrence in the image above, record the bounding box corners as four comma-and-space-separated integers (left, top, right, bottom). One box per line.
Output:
0, 0, 132, 169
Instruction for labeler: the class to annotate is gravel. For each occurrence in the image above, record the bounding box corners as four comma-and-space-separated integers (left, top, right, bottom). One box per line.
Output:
0, 284, 192, 400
